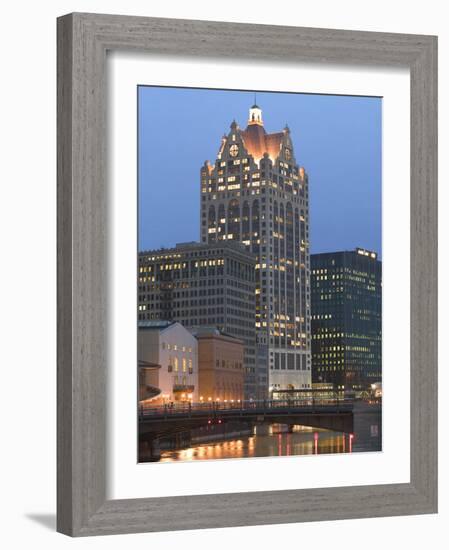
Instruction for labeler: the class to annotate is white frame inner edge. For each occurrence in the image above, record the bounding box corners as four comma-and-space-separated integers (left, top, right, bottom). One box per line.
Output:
107, 51, 410, 500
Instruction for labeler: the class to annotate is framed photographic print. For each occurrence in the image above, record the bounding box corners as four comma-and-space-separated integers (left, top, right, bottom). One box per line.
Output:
57, 13, 437, 536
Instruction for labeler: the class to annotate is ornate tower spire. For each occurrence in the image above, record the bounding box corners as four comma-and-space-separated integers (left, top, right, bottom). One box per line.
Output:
248, 100, 263, 126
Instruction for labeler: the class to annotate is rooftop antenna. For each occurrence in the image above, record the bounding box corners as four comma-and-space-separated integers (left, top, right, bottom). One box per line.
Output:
254, 91, 257, 105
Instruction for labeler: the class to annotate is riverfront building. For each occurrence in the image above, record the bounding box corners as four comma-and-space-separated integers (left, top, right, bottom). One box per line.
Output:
194, 327, 245, 403
138, 241, 257, 398
138, 320, 199, 403
200, 104, 312, 395
311, 248, 382, 393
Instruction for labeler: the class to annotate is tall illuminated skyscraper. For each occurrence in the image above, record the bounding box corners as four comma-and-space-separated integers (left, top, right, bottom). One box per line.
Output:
200, 103, 311, 399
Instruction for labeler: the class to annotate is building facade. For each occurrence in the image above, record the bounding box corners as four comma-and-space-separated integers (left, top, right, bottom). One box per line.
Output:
194, 328, 245, 402
200, 104, 311, 394
138, 320, 199, 403
138, 242, 257, 398
138, 359, 162, 404
311, 248, 382, 393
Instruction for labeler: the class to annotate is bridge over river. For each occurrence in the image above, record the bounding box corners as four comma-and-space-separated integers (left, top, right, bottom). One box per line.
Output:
139, 398, 355, 461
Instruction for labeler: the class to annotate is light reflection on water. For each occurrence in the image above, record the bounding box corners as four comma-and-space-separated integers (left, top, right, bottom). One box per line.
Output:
160, 427, 359, 463
159, 408, 381, 463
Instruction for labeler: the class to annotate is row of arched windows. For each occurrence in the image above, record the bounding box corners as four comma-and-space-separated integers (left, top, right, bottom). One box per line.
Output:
207, 200, 305, 247
208, 200, 261, 245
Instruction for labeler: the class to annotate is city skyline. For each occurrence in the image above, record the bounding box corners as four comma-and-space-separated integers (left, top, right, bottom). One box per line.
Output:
137, 88, 382, 462
138, 86, 382, 257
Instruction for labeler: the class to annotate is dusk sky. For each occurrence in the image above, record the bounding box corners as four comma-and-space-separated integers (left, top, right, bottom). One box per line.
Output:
138, 86, 382, 257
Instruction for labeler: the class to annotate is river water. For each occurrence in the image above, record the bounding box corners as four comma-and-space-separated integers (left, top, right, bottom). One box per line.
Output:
159, 403, 382, 462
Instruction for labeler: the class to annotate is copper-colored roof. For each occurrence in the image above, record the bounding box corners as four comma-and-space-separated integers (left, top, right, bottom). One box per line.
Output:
241, 124, 284, 162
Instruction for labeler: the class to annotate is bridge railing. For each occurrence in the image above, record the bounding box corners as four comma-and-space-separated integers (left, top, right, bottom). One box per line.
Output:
138, 397, 354, 418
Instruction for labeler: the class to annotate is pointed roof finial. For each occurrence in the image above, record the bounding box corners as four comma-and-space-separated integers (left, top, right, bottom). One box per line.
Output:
252, 91, 259, 109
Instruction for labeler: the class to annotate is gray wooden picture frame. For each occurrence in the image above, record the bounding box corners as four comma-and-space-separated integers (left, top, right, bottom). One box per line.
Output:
57, 12, 438, 537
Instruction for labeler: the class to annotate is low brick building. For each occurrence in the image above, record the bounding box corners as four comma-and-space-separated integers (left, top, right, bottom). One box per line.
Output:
195, 328, 245, 403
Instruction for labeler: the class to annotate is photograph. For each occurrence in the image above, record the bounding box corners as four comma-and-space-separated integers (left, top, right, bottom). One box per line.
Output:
137, 86, 382, 463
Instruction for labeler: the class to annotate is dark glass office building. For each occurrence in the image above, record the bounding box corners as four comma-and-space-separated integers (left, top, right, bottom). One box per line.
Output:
311, 248, 381, 393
